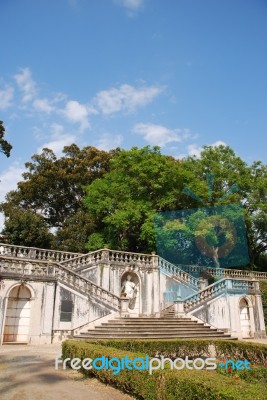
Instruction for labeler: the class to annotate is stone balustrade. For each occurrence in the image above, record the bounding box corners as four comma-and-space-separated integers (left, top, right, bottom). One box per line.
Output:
179, 264, 267, 281
158, 257, 200, 289
108, 249, 156, 266
182, 278, 257, 312
0, 256, 120, 310
61, 250, 105, 269
0, 243, 82, 263
62, 248, 157, 270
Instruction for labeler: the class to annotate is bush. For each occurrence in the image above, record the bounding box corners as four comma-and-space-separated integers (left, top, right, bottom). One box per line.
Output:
85, 339, 267, 364
62, 340, 267, 400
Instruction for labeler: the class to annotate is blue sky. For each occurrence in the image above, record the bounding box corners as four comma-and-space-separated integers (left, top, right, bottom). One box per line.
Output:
0, 0, 267, 228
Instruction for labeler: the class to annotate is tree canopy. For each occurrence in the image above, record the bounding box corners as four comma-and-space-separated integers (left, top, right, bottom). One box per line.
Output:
1, 144, 117, 250
84, 146, 192, 252
0, 120, 12, 157
1, 143, 266, 270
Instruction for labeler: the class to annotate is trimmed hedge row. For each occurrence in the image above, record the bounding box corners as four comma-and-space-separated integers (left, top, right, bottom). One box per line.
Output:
62, 340, 267, 400
83, 339, 267, 364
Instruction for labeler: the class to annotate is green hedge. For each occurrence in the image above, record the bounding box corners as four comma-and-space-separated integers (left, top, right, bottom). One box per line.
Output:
62, 340, 267, 400
83, 339, 267, 364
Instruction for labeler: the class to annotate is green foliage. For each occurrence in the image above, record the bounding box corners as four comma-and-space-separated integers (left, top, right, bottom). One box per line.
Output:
213, 340, 267, 364
1, 142, 266, 267
0, 120, 12, 157
182, 146, 267, 267
217, 363, 267, 385
1, 209, 53, 248
84, 338, 267, 364
1, 144, 115, 251
84, 146, 192, 252
62, 340, 267, 400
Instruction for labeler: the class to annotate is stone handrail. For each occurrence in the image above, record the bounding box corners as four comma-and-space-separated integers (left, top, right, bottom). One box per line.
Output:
108, 249, 155, 266
179, 264, 267, 281
62, 248, 156, 270
0, 256, 120, 311
0, 243, 82, 263
158, 257, 200, 289
61, 249, 105, 269
181, 278, 257, 313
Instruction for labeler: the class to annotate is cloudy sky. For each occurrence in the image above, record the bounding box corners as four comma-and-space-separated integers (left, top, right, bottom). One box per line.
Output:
0, 0, 267, 228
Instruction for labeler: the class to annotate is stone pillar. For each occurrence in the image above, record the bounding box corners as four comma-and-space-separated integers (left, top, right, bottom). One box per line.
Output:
254, 289, 267, 338
100, 249, 110, 291
145, 270, 153, 316
174, 301, 186, 318
199, 277, 206, 291
152, 268, 160, 314
120, 298, 130, 317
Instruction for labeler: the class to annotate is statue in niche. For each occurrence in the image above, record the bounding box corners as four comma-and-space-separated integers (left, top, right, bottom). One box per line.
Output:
121, 274, 138, 308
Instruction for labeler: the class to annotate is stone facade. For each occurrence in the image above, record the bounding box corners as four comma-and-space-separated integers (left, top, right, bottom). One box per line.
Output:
0, 243, 266, 344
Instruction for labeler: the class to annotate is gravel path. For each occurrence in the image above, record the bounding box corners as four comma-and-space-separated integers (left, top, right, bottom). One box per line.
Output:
0, 344, 135, 400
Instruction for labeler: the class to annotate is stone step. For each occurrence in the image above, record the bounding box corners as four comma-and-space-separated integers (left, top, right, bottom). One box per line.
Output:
106, 318, 194, 323
74, 316, 232, 340
104, 319, 204, 326
77, 332, 230, 338
100, 322, 213, 329
97, 325, 214, 331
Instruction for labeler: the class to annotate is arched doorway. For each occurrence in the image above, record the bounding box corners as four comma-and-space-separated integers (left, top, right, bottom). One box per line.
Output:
121, 272, 140, 315
3, 285, 32, 343
239, 298, 251, 338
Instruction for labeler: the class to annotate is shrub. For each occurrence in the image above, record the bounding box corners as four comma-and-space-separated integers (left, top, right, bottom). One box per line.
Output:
62, 340, 267, 400
84, 338, 267, 364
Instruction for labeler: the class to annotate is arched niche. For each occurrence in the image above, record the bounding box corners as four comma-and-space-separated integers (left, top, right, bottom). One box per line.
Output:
3, 284, 32, 343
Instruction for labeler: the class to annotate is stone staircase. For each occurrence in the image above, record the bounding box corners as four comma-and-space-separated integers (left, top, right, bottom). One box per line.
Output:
1, 243, 263, 341
75, 316, 232, 339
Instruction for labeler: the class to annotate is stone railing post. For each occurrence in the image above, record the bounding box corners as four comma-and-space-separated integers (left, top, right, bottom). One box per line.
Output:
199, 277, 206, 291
151, 252, 158, 268
120, 297, 130, 317
101, 248, 110, 264
174, 300, 186, 318
225, 279, 233, 292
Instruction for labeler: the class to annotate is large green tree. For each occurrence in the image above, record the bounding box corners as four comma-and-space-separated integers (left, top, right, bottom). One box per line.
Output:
179, 146, 267, 269
84, 145, 266, 269
84, 146, 193, 252
0, 120, 12, 157
1, 209, 53, 248
1, 144, 117, 250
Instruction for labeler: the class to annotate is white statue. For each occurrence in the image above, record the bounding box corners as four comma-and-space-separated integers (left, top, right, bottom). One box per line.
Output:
121, 274, 137, 299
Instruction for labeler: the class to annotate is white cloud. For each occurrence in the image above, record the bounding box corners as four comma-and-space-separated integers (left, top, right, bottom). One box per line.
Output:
95, 133, 123, 151
114, 0, 144, 13
0, 163, 25, 230
39, 135, 76, 156
94, 84, 162, 115
133, 123, 184, 147
211, 140, 227, 147
0, 163, 24, 202
33, 98, 54, 113
188, 140, 227, 158
61, 100, 95, 130
187, 144, 202, 158
14, 68, 37, 102
37, 123, 76, 156
0, 86, 14, 110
